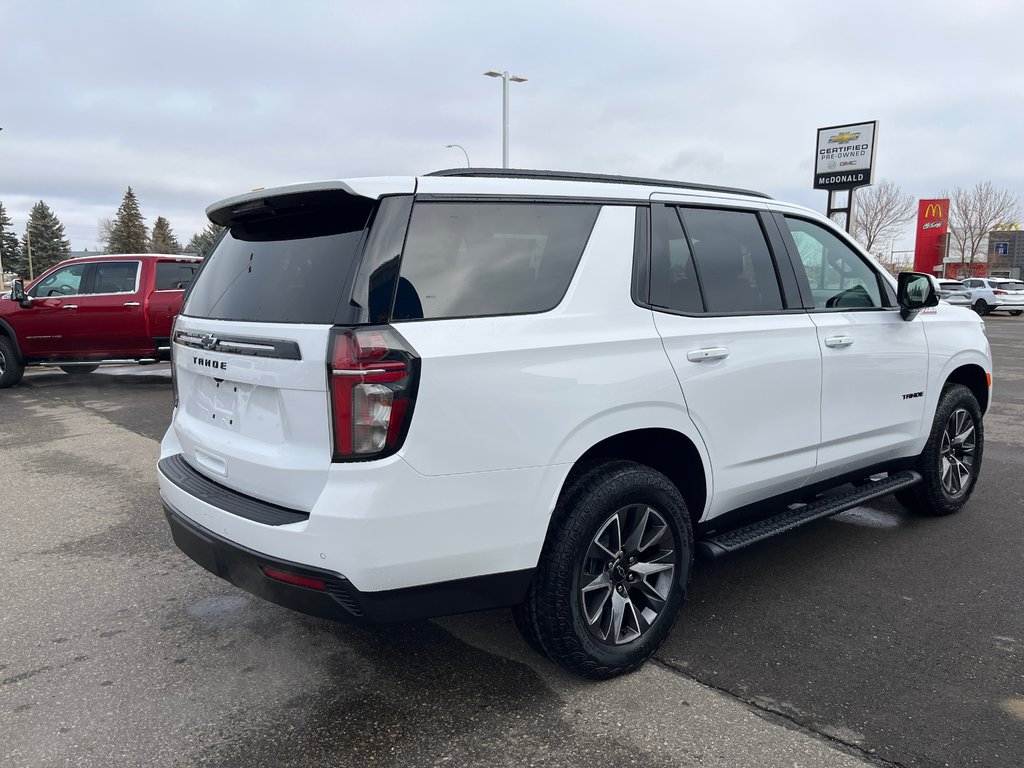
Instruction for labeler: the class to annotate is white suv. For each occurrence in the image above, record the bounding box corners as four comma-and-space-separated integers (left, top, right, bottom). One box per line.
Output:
961, 276, 1024, 316
158, 169, 992, 678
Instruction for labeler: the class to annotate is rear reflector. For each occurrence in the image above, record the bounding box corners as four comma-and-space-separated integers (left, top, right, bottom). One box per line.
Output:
260, 565, 326, 591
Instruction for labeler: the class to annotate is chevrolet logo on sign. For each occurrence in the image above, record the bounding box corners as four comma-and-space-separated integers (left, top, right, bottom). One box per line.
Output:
828, 131, 861, 144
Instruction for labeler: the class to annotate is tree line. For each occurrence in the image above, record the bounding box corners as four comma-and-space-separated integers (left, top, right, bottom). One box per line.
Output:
0, 187, 223, 279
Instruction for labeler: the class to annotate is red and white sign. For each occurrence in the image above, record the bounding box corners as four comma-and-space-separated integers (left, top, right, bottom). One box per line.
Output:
913, 199, 948, 275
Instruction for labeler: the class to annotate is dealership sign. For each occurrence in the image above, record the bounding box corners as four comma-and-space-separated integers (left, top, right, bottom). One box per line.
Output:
813, 121, 878, 190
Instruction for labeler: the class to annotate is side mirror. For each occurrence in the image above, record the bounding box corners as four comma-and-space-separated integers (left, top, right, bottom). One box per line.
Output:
10, 279, 28, 305
897, 272, 939, 320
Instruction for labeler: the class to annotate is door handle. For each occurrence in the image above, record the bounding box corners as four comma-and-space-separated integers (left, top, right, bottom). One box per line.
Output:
123, 302, 141, 308
62, 304, 78, 310
686, 347, 730, 363
824, 335, 854, 348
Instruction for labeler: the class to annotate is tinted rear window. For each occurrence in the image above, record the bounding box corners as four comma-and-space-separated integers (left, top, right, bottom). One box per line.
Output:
393, 202, 599, 320
183, 194, 374, 324
155, 262, 199, 290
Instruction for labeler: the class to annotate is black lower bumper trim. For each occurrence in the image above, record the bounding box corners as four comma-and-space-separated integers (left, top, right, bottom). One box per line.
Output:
163, 502, 534, 624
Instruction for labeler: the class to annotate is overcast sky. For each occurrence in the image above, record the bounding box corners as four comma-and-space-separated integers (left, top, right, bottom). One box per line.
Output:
2, 0, 1022, 253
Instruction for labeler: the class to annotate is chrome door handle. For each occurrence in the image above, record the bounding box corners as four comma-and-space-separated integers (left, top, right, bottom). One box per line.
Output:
123, 302, 140, 307
686, 347, 730, 362
824, 335, 854, 348
62, 304, 78, 310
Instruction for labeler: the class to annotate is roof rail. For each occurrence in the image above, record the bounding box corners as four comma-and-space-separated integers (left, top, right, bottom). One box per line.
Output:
425, 168, 772, 200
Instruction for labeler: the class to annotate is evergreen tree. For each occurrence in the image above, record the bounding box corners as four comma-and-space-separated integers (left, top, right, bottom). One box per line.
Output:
107, 186, 148, 254
148, 216, 182, 254
186, 222, 225, 257
0, 201, 25, 278
22, 201, 71, 277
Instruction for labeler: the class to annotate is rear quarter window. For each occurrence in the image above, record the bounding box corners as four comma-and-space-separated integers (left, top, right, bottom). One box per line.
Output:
392, 202, 600, 320
155, 262, 200, 291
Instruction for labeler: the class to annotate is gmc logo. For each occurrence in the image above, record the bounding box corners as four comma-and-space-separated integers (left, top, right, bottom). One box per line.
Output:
193, 356, 227, 370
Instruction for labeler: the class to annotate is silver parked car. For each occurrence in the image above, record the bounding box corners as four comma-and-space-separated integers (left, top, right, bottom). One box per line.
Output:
937, 279, 972, 307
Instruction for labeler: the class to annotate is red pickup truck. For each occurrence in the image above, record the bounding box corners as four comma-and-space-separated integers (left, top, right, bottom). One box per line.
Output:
0, 254, 202, 387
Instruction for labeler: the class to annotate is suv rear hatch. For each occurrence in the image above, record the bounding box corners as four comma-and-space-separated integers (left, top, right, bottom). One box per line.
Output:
170, 183, 413, 511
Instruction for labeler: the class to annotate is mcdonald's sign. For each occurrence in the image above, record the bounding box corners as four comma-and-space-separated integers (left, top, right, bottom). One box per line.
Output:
914, 198, 949, 274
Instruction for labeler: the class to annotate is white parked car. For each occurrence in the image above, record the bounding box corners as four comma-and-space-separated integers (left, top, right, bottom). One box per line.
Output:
960, 276, 1024, 316
937, 279, 972, 307
158, 169, 992, 678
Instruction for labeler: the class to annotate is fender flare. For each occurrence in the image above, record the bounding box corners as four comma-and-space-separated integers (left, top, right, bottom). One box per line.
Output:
0, 318, 24, 362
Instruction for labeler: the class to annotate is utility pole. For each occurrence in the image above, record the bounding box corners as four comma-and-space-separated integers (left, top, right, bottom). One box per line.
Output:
26, 226, 33, 280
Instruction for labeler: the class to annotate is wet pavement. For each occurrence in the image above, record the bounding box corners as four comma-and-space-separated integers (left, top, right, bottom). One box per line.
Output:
1, 317, 1021, 767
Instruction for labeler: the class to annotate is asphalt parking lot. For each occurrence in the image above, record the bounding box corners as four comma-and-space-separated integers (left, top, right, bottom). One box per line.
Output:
1, 318, 1021, 768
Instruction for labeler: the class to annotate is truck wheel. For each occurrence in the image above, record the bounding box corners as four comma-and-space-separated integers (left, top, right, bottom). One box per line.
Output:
59, 364, 99, 375
1011, 311, 1023, 317
515, 460, 692, 679
0, 336, 25, 388
973, 300, 990, 316
895, 384, 984, 516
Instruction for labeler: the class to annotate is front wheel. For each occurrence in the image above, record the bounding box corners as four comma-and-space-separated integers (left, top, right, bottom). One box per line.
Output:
59, 364, 99, 375
895, 384, 984, 516
973, 299, 990, 316
1010, 310, 1023, 317
0, 336, 25, 388
513, 460, 692, 679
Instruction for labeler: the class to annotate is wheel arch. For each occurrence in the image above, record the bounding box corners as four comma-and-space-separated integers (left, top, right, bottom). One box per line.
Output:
945, 363, 989, 414
556, 428, 709, 532
0, 318, 23, 361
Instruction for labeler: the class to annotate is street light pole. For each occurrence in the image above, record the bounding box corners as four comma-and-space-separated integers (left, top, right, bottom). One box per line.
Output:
483, 70, 527, 168
445, 144, 471, 167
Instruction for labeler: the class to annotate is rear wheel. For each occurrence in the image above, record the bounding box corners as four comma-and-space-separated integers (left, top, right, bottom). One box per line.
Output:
973, 299, 990, 316
1010, 310, 1023, 317
514, 460, 692, 679
59, 364, 99, 375
0, 336, 25, 388
895, 384, 983, 516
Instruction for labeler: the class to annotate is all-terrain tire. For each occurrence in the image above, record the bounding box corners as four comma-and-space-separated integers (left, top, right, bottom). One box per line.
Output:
0, 336, 25, 388
514, 460, 692, 679
59, 364, 100, 375
895, 384, 984, 516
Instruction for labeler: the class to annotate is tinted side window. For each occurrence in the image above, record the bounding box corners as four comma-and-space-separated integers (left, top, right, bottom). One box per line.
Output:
155, 262, 199, 290
394, 202, 599, 320
784, 217, 882, 309
29, 263, 87, 297
679, 208, 783, 313
650, 205, 703, 313
90, 262, 140, 294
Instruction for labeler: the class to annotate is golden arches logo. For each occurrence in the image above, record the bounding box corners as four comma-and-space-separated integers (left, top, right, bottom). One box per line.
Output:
993, 223, 1021, 231
923, 203, 944, 219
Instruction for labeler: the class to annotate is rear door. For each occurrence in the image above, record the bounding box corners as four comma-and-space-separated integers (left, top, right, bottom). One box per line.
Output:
647, 203, 822, 516
74, 259, 148, 355
149, 259, 201, 345
170, 192, 382, 511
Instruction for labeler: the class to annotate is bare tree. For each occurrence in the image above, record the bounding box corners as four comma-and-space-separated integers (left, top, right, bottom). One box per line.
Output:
943, 182, 1022, 274
852, 179, 916, 254
97, 217, 114, 252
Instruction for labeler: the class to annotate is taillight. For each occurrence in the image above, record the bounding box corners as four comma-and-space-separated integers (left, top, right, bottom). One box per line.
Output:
328, 326, 419, 460
992, 290, 1007, 295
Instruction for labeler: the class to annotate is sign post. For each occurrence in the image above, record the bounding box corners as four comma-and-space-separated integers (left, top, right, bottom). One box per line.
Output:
813, 120, 879, 233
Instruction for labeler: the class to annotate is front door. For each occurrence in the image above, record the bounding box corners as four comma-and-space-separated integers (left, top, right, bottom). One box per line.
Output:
778, 215, 929, 483
19, 262, 91, 357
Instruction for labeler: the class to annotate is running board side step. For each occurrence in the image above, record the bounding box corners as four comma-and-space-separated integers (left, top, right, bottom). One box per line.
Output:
696, 470, 923, 560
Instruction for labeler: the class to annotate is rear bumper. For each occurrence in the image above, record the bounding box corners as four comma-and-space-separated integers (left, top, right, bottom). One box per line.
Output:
163, 500, 534, 624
